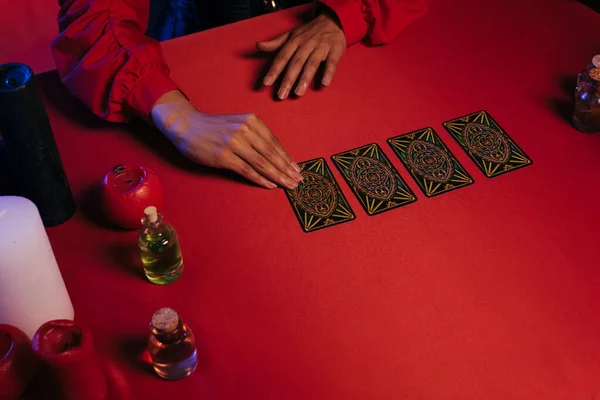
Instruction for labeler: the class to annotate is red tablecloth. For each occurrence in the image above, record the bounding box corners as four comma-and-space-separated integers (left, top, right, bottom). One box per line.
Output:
0, 0, 58, 73
39, 1, 600, 398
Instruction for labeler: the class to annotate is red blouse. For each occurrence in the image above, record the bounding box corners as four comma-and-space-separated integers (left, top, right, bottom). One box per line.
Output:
51, 0, 429, 122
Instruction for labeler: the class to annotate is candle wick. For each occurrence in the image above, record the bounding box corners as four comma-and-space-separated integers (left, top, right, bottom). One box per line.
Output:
0, 209, 7, 220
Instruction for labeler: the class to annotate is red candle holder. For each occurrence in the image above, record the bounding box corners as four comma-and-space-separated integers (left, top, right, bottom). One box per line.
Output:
32, 320, 107, 400
0, 324, 38, 399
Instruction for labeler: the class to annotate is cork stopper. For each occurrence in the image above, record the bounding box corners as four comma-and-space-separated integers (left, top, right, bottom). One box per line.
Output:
144, 206, 158, 223
593, 55, 600, 68
151, 308, 179, 332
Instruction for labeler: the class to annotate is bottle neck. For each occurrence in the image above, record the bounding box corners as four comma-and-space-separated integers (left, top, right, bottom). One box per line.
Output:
590, 67, 600, 83
152, 318, 184, 344
143, 212, 163, 228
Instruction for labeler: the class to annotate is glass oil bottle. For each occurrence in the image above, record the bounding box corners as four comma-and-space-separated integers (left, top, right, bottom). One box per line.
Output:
148, 308, 197, 380
573, 54, 600, 133
137, 206, 184, 285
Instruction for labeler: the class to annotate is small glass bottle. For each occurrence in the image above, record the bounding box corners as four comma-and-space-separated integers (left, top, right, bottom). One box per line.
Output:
148, 308, 197, 380
137, 206, 184, 285
573, 55, 600, 133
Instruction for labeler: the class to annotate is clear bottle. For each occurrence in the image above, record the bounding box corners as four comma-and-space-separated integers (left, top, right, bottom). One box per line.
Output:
148, 308, 197, 380
573, 55, 600, 133
137, 206, 184, 285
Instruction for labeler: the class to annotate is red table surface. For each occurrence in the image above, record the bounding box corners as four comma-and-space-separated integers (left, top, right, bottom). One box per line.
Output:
36, 0, 600, 398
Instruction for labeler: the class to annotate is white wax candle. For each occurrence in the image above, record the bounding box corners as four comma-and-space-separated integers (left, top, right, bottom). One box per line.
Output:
0, 196, 74, 338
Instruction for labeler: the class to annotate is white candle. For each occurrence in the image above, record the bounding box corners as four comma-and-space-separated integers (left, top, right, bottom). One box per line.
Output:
0, 196, 74, 338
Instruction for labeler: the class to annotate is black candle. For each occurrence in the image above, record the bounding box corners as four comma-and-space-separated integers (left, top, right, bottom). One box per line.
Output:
0, 63, 75, 226
0, 138, 19, 196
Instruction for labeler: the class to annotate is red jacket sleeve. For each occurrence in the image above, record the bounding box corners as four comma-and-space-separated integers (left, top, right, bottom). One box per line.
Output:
51, 0, 179, 122
320, 0, 429, 46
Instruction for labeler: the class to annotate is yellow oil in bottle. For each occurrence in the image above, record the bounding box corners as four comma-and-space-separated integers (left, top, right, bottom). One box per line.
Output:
137, 206, 184, 285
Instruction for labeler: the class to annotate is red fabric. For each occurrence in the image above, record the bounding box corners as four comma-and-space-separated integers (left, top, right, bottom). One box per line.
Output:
0, 0, 59, 73
0, 325, 37, 399
50, 0, 426, 122
51, 0, 178, 122
39, 2, 600, 398
32, 320, 107, 400
320, 0, 429, 45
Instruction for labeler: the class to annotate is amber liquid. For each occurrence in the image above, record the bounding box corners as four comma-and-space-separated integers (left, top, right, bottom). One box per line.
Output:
138, 222, 184, 285
573, 100, 600, 132
148, 323, 197, 380
573, 69, 600, 133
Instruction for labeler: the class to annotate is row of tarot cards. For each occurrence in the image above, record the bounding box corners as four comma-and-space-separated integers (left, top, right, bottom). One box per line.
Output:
284, 110, 533, 232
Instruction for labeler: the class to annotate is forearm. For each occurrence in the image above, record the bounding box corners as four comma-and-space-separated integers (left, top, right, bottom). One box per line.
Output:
151, 90, 199, 138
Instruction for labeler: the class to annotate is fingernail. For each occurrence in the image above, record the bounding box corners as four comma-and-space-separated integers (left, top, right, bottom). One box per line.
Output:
292, 170, 304, 182
284, 177, 298, 189
322, 76, 332, 87
291, 162, 302, 172
278, 86, 289, 100
295, 82, 307, 96
263, 74, 274, 86
265, 180, 277, 189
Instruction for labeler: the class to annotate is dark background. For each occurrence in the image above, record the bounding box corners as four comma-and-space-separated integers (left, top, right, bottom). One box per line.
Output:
579, 0, 600, 12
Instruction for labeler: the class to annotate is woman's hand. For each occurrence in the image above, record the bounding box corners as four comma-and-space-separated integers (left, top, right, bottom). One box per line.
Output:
256, 12, 346, 99
151, 90, 303, 189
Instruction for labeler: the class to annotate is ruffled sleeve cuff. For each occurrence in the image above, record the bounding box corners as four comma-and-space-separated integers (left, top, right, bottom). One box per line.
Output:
124, 68, 180, 120
319, 0, 368, 46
